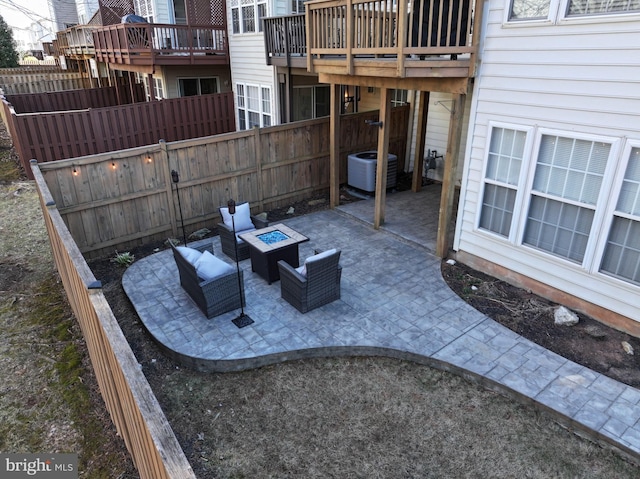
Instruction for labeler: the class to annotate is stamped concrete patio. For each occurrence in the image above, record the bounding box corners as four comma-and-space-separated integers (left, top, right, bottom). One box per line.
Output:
123, 184, 640, 464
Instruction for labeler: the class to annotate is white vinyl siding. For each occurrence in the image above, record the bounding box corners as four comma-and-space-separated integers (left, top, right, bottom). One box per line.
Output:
456, 0, 640, 323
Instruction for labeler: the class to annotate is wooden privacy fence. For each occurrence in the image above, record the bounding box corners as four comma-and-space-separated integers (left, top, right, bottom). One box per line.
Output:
5, 84, 146, 114
4, 91, 236, 179
30, 161, 197, 479
0, 70, 88, 95
38, 106, 409, 259
0, 66, 66, 75
0, 77, 90, 95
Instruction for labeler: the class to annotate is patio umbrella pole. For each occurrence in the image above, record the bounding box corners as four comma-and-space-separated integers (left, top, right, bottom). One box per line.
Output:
228, 199, 254, 328
171, 170, 188, 246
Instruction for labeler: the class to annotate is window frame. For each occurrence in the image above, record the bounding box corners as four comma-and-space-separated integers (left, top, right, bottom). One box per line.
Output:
504, 0, 640, 24
476, 122, 534, 242
516, 128, 620, 269
594, 139, 640, 285
230, 0, 268, 34
236, 82, 273, 130
292, 85, 331, 121
177, 77, 220, 97
565, 0, 640, 17
504, 0, 561, 23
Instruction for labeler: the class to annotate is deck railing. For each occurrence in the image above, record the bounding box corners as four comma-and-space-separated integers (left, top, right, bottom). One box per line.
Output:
305, 0, 479, 76
264, 14, 307, 65
93, 23, 229, 65
65, 25, 96, 56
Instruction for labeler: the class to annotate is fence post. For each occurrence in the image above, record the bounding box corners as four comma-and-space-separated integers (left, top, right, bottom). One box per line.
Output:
253, 126, 265, 213
160, 139, 179, 239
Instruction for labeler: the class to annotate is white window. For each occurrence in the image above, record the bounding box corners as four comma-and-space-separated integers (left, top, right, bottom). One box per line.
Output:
178, 77, 219, 97
231, 0, 267, 34
153, 77, 164, 100
567, 0, 640, 16
138, 74, 164, 100
292, 0, 307, 14
509, 0, 551, 20
237, 83, 272, 130
523, 135, 610, 264
391, 89, 409, 107
476, 127, 640, 286
600, 147, 640, 285
261, 87, 271, 126
479, 127, 527, 238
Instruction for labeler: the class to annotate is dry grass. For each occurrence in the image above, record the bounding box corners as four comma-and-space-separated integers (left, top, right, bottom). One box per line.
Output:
144, 355, 639, 478
0, 179, 136, 476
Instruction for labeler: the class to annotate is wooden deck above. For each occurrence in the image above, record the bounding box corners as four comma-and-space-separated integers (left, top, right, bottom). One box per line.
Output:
93, 23, 230, 69
264, 0, 483, 84
66, 26, 96, 59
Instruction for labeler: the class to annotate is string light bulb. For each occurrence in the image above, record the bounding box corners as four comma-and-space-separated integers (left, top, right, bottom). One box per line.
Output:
72, 167, 79, 176
111, 162, 116, 170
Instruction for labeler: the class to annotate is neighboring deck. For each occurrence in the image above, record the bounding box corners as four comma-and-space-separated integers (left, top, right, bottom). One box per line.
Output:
93, 23, 230, 68
264, 0, 482, 82
56, 26, 97, 60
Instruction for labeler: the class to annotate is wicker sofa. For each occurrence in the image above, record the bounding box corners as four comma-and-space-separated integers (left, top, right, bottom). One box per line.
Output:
217, 202, 268, 261
171, 243, 244, 319
277, 249, 342, 313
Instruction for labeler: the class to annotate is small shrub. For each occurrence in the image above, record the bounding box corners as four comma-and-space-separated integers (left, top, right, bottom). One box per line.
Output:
112, 251, 135, 267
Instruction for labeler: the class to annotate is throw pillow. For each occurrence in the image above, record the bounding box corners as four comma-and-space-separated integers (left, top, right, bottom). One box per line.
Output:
220, 202, 254, 232
195, 251, 234, 281
177, 246, 202, 265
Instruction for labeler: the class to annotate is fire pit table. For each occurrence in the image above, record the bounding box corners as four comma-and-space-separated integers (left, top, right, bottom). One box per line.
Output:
239, 224, 309, 284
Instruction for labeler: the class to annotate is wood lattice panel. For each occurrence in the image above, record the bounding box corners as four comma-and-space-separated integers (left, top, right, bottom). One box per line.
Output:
99, 0, 135, 25
187, 0, 225, 26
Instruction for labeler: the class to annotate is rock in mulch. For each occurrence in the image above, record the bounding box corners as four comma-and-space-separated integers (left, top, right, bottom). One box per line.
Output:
584, 325, 607, 340
622, 341, 634, 355
554, 306, 579, 326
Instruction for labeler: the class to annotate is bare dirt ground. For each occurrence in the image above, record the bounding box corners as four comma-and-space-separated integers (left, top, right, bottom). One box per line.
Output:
3, 119, 640, 478
441, 262, 640, 388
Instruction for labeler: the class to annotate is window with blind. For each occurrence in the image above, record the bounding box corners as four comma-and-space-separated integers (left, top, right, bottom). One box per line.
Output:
600, 147, 640, 285
523, 135, 610, 263
567, 0, 640, 16
479, 127, 527, 237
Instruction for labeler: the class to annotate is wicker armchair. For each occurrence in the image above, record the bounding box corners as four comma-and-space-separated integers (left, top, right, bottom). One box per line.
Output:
277, 249, 342, 313
217, 202, 268, 261
171, 243, 244, 319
